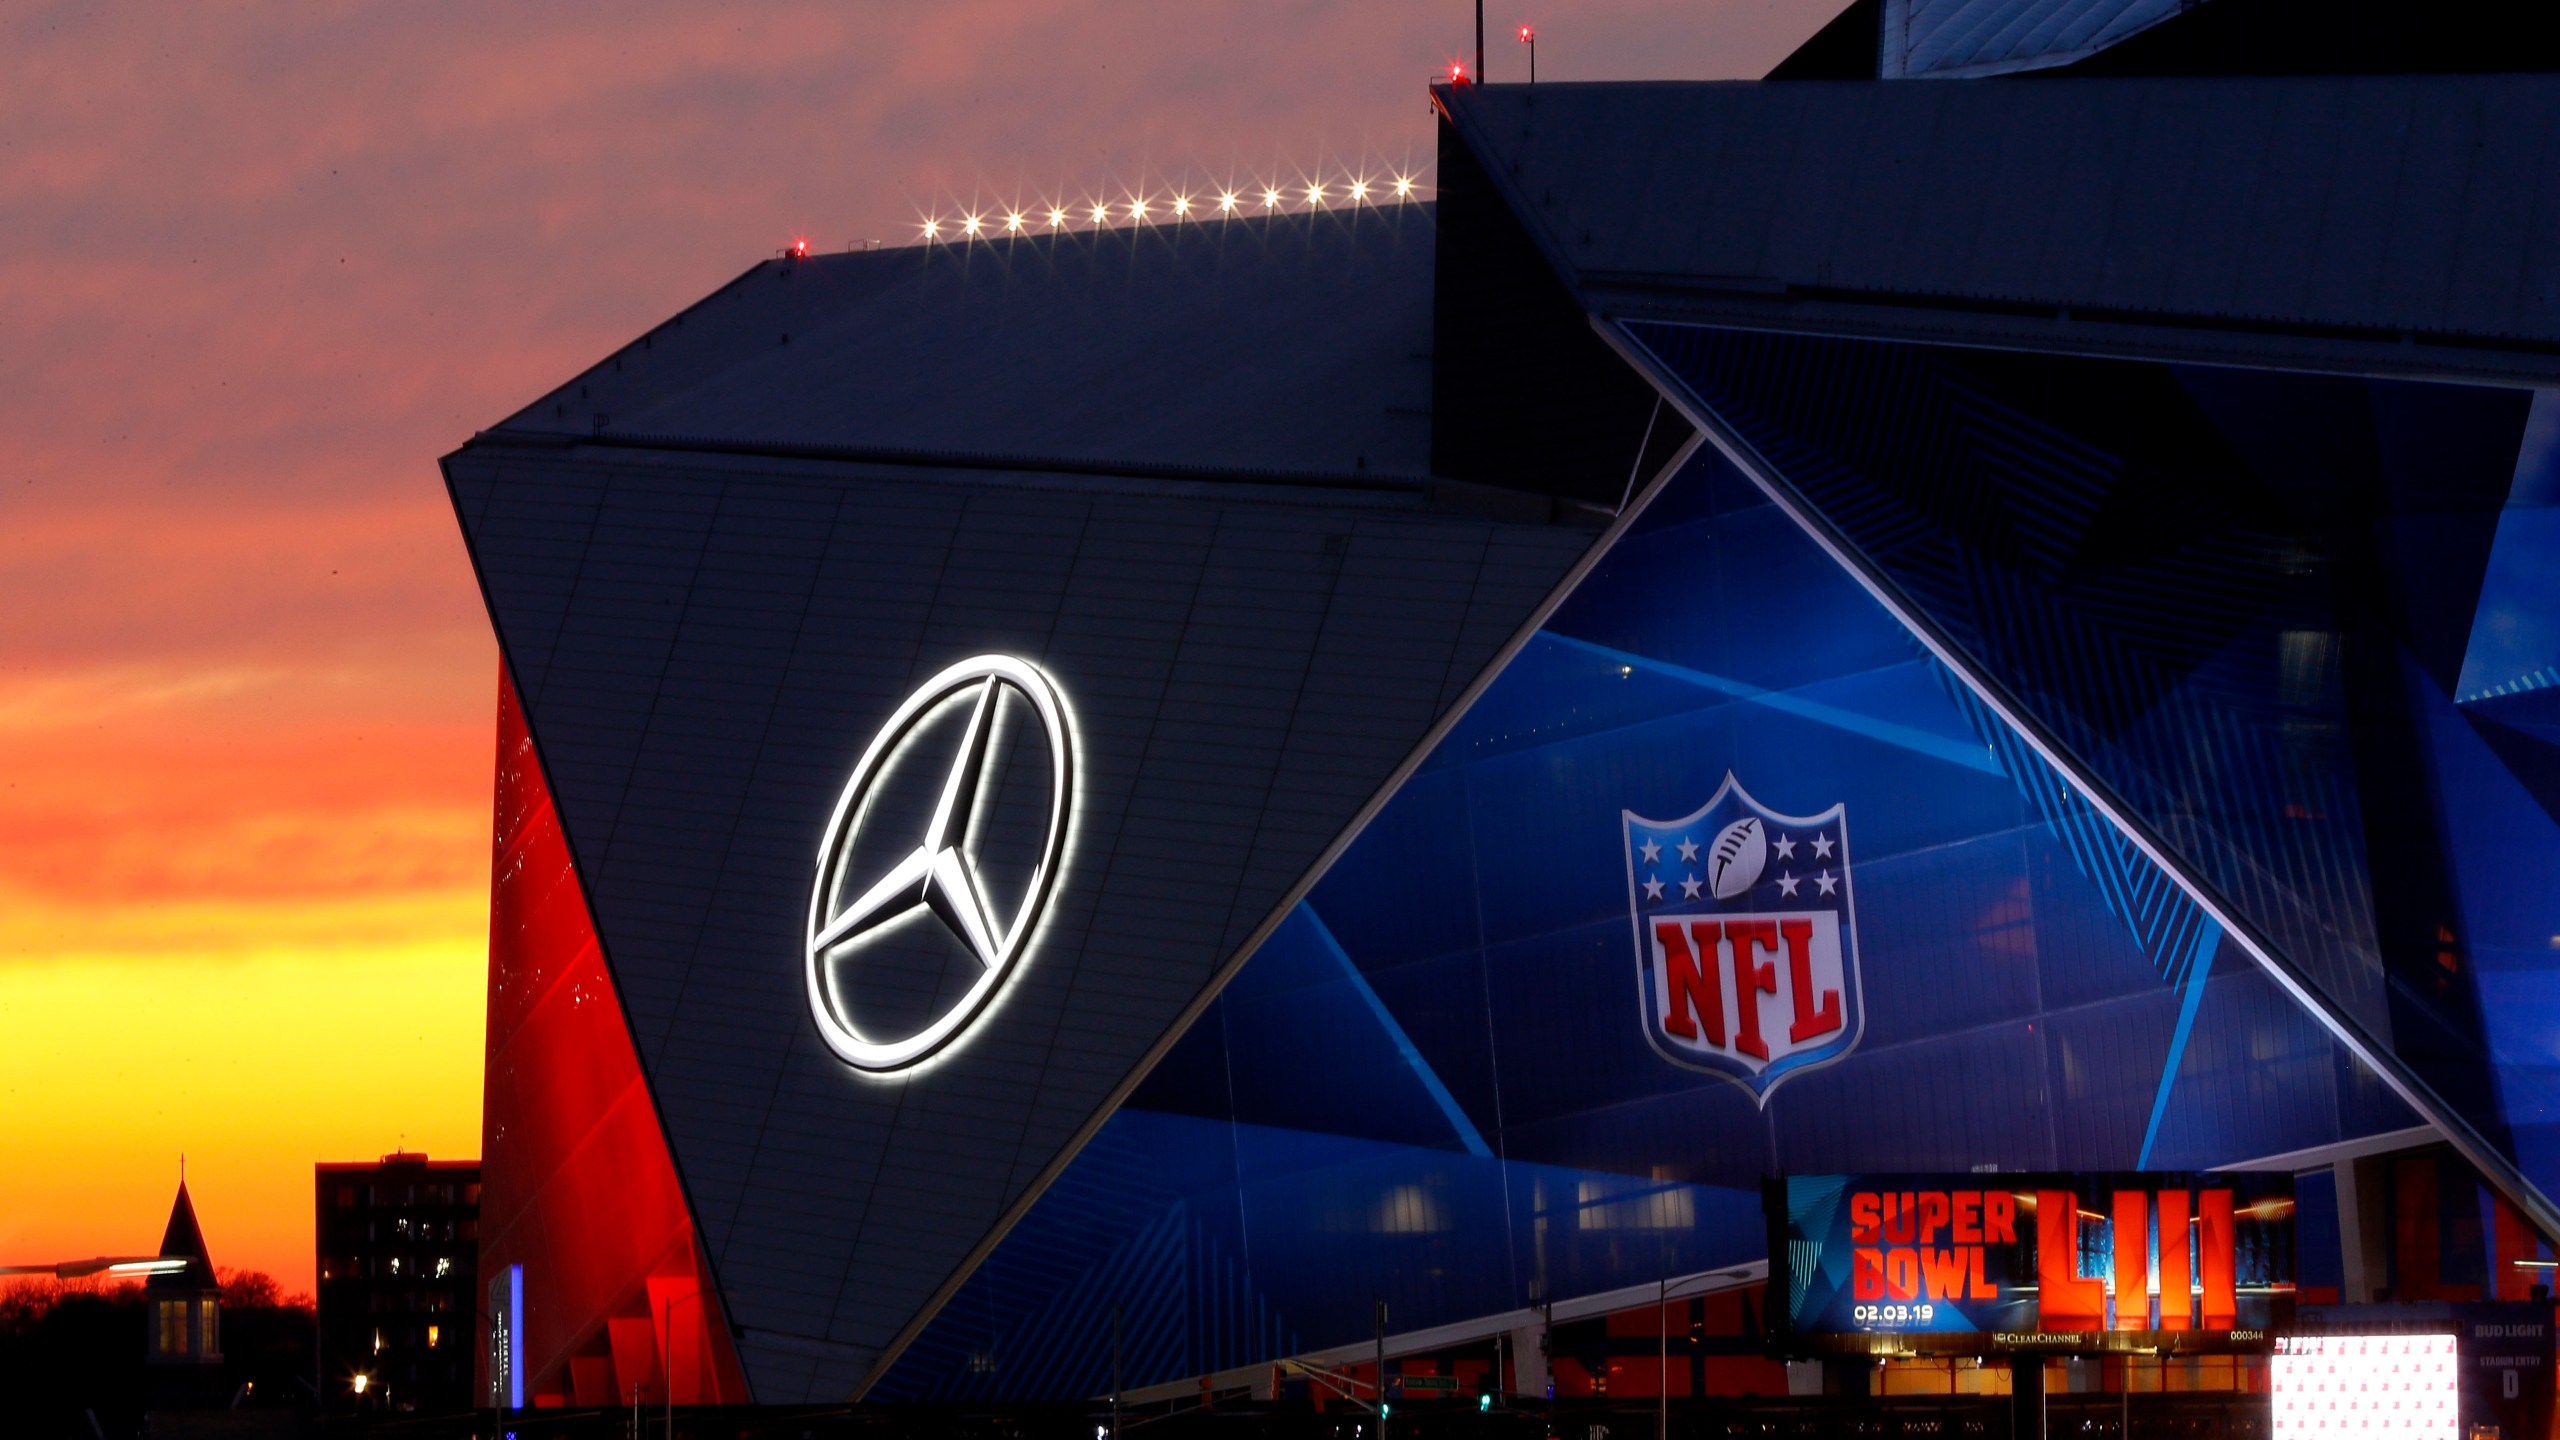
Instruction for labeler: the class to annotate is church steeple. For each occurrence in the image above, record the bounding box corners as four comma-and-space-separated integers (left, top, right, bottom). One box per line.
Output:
145, 1175, 222, 1365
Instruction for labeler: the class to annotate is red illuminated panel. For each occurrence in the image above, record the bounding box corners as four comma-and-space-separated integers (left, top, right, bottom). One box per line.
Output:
2036, 1192, 2107, 1330
2112, 1190, 2148, 1332
476, 671, 750, 1406
2156, 1190, 2192, 1329
2198, 1189, 2237, 1329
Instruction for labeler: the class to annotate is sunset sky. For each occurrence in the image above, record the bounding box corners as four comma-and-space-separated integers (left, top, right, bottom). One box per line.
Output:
0, 0, 1832, 1294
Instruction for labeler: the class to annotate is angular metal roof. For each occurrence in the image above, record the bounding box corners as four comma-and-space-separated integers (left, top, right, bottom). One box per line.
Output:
1438, 74, 2560, 383
496, 208, 1441, 487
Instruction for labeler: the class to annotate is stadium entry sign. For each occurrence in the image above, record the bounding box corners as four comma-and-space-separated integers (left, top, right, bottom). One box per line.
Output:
1768, 1172, 2296, 1355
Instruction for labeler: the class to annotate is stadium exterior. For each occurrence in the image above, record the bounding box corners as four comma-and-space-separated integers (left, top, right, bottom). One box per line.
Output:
448, 0, 2560, 1413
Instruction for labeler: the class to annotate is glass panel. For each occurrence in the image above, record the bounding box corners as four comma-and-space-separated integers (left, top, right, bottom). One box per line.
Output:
882, 420, 2438, 1401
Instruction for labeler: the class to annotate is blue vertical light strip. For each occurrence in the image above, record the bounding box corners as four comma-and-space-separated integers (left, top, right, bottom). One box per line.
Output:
2138, 923, 2224, 1168
1298, 906, 1496, 1159
505, 1262, 525, 1410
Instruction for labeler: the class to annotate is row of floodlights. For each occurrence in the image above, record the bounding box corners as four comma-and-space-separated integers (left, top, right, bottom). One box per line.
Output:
914, 175, 1427, 243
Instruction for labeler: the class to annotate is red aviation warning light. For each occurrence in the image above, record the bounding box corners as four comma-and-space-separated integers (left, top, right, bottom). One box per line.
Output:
1450, 59, 1469, 84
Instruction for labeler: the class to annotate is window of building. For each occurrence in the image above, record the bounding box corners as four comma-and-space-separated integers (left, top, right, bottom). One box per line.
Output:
434, 1257, 452, 1278
426, 1323, 441, 1349
198, 1297, 218, 1356
336, 1185, 355, 1208
158, 1299, 187, 1355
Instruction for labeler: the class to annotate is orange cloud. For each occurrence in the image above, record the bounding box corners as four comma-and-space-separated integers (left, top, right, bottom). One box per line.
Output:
0, 649, 491, 1288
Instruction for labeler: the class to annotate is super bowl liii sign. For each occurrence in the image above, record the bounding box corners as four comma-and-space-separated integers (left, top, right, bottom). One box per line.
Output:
1768, 1173, 2296, 1355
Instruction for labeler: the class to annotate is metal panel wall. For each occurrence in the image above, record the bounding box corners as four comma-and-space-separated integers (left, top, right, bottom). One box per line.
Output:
448, 445, 1594, 1399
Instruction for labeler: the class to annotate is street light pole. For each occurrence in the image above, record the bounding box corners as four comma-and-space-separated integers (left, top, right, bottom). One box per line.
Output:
1375, 1296, 1390, 1440
1475, 0, 1484, 88
1656, 1271, 1748, 1440
660, 1287, 708, 1440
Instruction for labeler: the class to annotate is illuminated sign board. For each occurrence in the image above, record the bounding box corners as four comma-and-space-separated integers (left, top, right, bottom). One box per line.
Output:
805, 655, 1078, 1075
2292, 1305, 2555, 1440
1766, 1172, 2294, 1354
2274, 1334, 2459, 1440
1624, 775, 1865, 1105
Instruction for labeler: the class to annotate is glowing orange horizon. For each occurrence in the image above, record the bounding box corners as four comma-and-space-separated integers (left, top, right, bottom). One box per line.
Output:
0, 659, 490, 1293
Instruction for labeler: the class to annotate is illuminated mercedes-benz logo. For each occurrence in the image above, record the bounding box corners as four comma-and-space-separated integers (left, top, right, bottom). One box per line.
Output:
805, 655, 1076, 1073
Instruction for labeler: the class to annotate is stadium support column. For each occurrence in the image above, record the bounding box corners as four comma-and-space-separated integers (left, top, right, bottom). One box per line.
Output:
2011, 1356, 2046, 1440
2337, 1156, 2392, 1302
1510, 1321, 1547, 1397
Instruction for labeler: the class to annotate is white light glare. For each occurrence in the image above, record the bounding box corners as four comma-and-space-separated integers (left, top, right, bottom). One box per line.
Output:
2273, 1335, 2457, 1440
921, 165, 1426, 245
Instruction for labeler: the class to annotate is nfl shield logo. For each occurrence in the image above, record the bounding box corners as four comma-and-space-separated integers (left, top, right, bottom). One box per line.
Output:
1624, 773, 1864, 1106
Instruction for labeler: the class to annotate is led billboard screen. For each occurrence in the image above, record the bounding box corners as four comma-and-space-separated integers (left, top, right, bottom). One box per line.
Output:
2274, 1334, 2460, 1440
1768, 1172, 2295, 1354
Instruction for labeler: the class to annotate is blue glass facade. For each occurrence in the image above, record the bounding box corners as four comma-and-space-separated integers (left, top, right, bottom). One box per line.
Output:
1626, 326, 2560, 1202
875, 329, 2560, 1400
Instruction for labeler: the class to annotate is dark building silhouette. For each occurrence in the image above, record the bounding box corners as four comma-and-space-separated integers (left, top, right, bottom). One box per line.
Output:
314, 1151, 480, 1414
144, 1181, 220, 1367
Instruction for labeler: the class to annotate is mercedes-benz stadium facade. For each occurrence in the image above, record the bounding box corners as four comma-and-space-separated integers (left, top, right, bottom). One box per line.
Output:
449, 0, 2560, 1415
